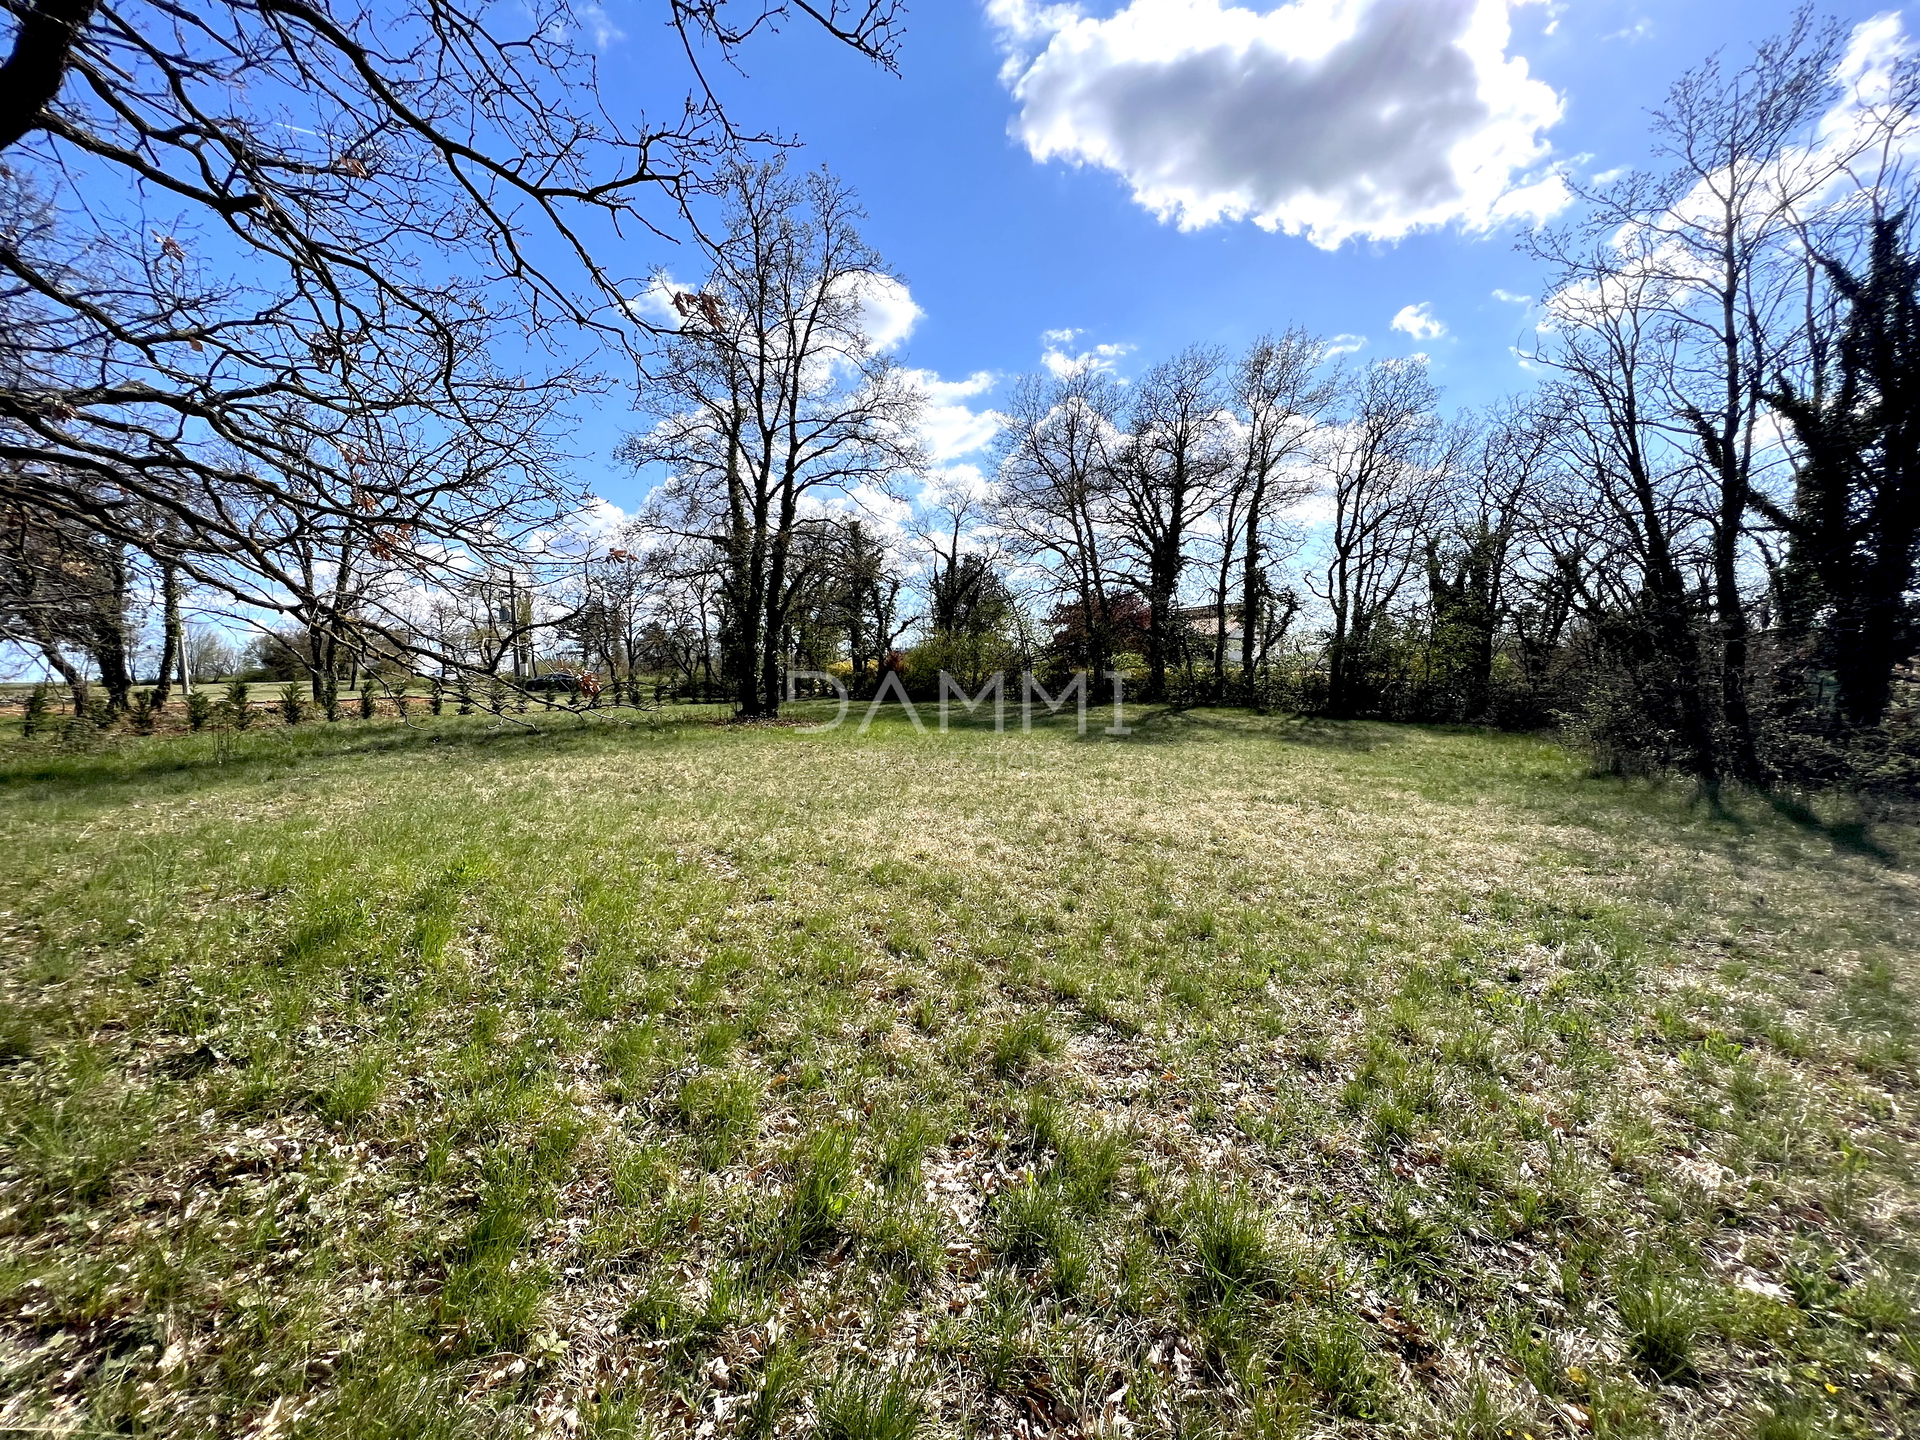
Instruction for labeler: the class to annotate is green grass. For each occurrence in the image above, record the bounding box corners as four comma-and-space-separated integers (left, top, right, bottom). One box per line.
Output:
0, 705, 1916, 1438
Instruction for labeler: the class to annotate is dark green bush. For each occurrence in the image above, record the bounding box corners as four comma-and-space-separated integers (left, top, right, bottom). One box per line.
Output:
22, 683, 49, 737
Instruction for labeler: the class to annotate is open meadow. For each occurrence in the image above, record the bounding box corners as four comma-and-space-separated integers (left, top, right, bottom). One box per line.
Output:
0, 711, 1916, 1439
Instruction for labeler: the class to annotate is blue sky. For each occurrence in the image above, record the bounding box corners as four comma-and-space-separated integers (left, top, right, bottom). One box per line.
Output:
576, 0, 1909, 513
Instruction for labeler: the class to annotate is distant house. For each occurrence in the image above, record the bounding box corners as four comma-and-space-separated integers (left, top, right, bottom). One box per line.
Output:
1180, 604, 1245, 665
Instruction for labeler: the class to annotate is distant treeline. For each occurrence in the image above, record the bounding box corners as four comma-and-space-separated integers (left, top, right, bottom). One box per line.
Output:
2, 9, 1914, 793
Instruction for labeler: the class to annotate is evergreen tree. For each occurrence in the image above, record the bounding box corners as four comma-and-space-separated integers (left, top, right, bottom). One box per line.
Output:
1767, 215, 1920, 728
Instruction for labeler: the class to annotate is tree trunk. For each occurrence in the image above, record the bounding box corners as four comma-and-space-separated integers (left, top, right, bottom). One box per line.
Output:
1145, 590, 1167, 701
0, 0, 99, 155
1145, 533, 1182, 704
1835, 580, 1908, 727
90, 611, 132, 713
754, 489, 795, 720
1209, 498, 1237, 704
1326, 545, 1353, 718
1241, 474, 1267, 704
1713, 539, 1758, 780
152, 560, 182, 708
36, 642, 87, 715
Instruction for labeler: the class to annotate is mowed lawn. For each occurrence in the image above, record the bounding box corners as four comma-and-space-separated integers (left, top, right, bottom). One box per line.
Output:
0, 710, 1916, 1440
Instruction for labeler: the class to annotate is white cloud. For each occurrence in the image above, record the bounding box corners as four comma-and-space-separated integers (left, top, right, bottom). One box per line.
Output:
632, 271, 923, 355
922, 463, 995, 506
547, 3, 624, 51
573, 496, 633, 548
581, 5, 623, 48
989, 0, 1569, 247
1391, 302, 1448, 340
851, 274, 924, 353
1040, 333, 1134, 377
1821, 13, 1917, 160
528, 496, 633, 561
1322, 332, 1367, 357
1490, 287, 1531, 304
901, 368, 1004, 462
626, 273, 693, 329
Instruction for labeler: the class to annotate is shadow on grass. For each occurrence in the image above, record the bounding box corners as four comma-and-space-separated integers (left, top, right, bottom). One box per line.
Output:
1602, 771, 1908, 868
790, 701, 1430, 752
1763, 792, 1898, 863
0, 708, 713, 798
1096, 706, 1411, 751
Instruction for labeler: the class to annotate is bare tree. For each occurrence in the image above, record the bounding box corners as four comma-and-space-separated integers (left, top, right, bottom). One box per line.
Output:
817, 519, 912, 691
993, 367, 1127, 679
0, 0, 903, 687
1201, 330, 1331, 700
1109, 346, 1230, 701
626, 541, 721, 698
1419, 405, 1552, 720
1530, 260, 1722, 776
623, 161, 923, 717
1531, 13, 1916, 776
0, 488, 134, 712
916, 477, 999, 637
1311, 359, 1458, 718
554, 553, 652, 698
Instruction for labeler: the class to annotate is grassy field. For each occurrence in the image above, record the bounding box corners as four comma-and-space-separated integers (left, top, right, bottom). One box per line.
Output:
0, 708, 1915, 1439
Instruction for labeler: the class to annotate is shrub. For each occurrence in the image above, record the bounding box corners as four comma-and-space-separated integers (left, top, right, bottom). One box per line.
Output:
320, 673, 340, 721
225, 678, 253, 728
129, 689, 158, 734
428, 675, 445, 715
359, 681, 377, 720
186, 690, 213, 731
278, 682, 308, 726
58, 713, 102, 750
22, 682, 49, 737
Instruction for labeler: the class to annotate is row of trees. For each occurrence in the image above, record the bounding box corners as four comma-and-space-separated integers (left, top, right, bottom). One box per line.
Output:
1518, 13, 1920, 786
5, 5, 1916, 793
0, 0, 904, 712
602, 14, 1918, 791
